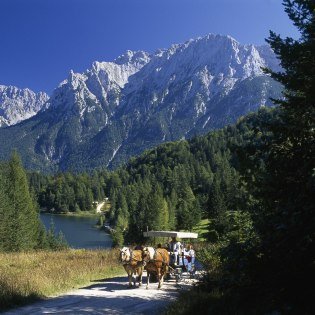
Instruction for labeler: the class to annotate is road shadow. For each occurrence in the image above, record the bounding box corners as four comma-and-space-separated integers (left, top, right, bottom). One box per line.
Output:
82, 276, 131, 291
84, 275, 169, 292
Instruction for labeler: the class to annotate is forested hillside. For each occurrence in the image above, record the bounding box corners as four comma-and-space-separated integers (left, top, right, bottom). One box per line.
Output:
29, 107, 277, 245
104, 108, 276, 245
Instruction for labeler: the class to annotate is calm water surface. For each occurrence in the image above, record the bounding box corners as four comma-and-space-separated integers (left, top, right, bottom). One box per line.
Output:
40, 213, 112, 249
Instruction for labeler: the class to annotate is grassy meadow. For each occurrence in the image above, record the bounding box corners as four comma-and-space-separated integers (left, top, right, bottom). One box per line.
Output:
0, 249, 123, 311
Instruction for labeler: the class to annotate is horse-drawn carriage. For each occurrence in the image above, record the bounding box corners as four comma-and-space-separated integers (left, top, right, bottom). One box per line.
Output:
119, 230, 198, 289
143, 230, 198, 283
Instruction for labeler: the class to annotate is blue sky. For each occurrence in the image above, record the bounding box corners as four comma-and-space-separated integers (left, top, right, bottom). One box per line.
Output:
0, 0, 299, 94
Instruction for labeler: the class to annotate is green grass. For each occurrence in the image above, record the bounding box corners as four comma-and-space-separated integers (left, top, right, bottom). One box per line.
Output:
0, 249, 123, 311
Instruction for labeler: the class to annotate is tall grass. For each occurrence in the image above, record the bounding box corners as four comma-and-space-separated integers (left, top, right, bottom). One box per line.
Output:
0, 249, 123, 311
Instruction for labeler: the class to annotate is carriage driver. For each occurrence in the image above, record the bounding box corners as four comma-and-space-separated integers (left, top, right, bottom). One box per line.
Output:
169, 237, 182, 265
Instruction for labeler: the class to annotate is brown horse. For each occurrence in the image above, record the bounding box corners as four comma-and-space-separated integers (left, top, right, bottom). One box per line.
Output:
119, 247, 144, 288
142, 246, 169, 289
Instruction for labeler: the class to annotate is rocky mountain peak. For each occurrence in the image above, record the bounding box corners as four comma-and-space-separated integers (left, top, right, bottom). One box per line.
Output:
47, 50, 151, 116
0, 85, 49, 127
114, 50, 151, 67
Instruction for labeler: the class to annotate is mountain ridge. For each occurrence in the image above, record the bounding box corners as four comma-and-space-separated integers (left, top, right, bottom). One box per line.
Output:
0, 34, 282, 172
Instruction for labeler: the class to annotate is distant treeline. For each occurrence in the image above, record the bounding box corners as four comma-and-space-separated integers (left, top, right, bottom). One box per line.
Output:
28, 171, 111, 212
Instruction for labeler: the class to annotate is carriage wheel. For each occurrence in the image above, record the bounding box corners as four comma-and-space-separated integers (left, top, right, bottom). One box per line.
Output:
175, 268, 182, 283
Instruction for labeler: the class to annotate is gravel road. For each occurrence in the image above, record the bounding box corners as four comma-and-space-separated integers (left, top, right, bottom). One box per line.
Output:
3, 272, 197, 315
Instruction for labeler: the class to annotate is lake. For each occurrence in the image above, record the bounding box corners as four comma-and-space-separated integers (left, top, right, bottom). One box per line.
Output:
40, 213, 112, 249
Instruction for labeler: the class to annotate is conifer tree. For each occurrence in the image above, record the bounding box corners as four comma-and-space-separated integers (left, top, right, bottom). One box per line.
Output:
6, 151, 40, 251
167, 189, 178, 229
177, 184, 200, 229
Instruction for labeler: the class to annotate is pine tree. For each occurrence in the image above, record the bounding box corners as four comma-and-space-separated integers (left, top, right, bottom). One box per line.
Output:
177, 184, 200, 230
115, 193, 129, 232
167, 189, 178, 229
6, 152, 40, 251
159, 198, 170, 230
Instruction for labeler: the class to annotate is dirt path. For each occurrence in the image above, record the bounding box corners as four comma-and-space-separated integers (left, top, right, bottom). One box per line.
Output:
3, 272, 197, 315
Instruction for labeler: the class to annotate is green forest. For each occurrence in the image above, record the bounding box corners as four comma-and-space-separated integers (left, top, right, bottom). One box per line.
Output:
27, 108, 278, 241
0, 0, 314, 313
29, 170, 110, 213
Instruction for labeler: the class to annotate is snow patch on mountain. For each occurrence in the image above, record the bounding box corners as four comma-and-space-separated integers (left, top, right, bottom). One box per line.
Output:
107, 144, 122, 167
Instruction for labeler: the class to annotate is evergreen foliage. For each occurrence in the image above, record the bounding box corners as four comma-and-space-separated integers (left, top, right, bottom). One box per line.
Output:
28, 170, 110, 213
0, 152, 40, 251
28, 109, 272, 246
101, 111, 267, 244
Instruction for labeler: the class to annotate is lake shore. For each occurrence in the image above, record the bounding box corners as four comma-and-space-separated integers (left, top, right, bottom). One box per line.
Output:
40, 213, 112, 249
40, 209, 100, 217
